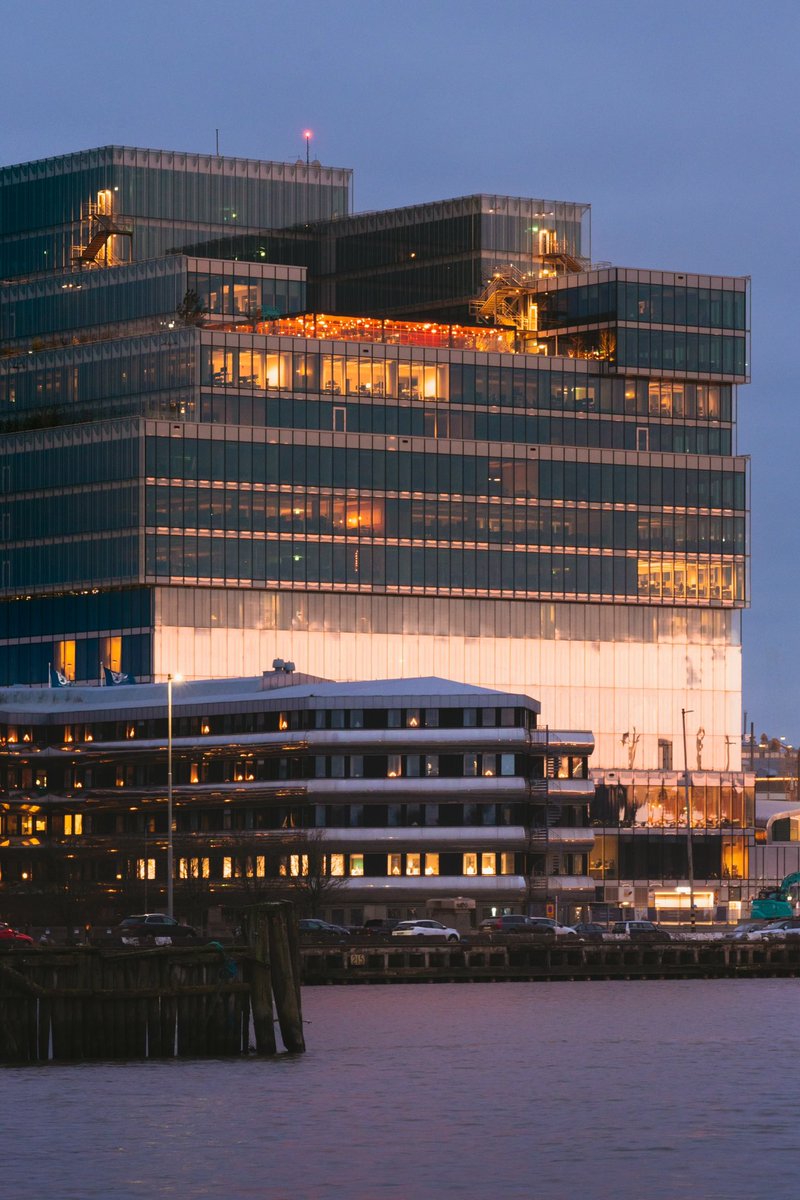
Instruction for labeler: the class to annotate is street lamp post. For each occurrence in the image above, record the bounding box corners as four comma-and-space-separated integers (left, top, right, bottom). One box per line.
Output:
166, 673, 182, 918
681, 707, 696, 932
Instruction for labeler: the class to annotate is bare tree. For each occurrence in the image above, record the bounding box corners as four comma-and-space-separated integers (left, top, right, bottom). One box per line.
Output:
228, 828, 348, 918
176, 289, 207, 326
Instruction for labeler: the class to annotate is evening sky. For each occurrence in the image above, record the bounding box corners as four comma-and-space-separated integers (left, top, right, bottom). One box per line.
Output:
2, 0, 797, 737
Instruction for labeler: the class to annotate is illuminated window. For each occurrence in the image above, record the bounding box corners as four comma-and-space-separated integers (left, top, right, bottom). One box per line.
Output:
55, 639, 76, 681
64, 813, 83, 836
481, 853, 497, 876
463, 852, 478, 876
290, 854, 309, 877
424, 853, 440, 876
500, 852, 515, 875
136, 857, 156, 880
387, 853, 402, 876
349, 854, 364, 877
201, 720, 210, 735
330, 853, 345, 877
100, 635, 122, 674
278, 713, 289, 731
34, 816, 47, 833
190, 763, 199, 784
179, 856, 210, 879
482, 755, 496, 777
20, 815, 32, 836
387, 755, 402, 778
223, 857, 233, 879
406, 709, 420, 728
406, 853, 421, 876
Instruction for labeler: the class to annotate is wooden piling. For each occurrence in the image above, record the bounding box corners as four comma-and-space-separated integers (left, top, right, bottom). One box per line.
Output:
267, 902, 306, 1054
242, 907, 277, 1055
0, 932, 308, 1065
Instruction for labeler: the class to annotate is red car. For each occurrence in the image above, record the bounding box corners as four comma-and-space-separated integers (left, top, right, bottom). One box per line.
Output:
0, 922, 34, 946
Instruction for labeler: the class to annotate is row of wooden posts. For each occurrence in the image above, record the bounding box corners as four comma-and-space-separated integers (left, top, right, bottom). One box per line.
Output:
0, 901, 305, 1063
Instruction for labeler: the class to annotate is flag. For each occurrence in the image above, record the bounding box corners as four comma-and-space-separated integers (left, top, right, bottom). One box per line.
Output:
49, 664, 70, 688
103, 666, 136, 686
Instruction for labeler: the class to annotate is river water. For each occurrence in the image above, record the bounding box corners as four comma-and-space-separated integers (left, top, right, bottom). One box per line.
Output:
3, 979, 799, 1200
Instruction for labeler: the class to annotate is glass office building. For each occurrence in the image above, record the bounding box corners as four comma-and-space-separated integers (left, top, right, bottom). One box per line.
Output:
0, 144, 754, 915
184, 193, 591, 322
0, 145, 352, 279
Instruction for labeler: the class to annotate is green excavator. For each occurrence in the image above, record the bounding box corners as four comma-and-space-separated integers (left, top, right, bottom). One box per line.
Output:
750, 872, 800, 920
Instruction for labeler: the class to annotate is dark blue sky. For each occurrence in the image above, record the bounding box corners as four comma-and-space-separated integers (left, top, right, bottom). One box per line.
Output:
3, 0, 798, 735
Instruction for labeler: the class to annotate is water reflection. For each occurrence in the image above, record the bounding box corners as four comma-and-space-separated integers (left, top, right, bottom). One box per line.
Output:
3, 980, 799, 1200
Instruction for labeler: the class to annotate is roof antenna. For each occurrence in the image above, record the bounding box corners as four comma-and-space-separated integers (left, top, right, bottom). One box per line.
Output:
215, 128, 220, 157
303, 130, 312, 167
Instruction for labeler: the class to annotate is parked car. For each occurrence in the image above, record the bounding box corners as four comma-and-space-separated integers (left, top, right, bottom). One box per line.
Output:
611, 920, 671, 943
298, 918, 350, 941
731, 919, 800, 941
358, 918, 400, 937
479, 915, 557, 942
724, 922, 768, 941
0, 922, 34, 946
571, 922, 606, 942
519, 918, 579, 938
115, 914, 197, 942
760, 918, 800, 936
480, 914, 547, 934
392, 919, 461, 942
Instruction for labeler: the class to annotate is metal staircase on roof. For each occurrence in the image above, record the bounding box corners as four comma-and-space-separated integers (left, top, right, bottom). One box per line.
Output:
72, 200, 134, 267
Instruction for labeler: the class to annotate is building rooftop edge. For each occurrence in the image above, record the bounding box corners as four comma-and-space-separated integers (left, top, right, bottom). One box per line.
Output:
308, 192, 591, 226
0, 674, 543, 716
0, 145, 354, 176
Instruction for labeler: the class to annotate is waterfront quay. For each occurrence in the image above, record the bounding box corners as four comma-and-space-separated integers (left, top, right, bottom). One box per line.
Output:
301, 936, 800, 985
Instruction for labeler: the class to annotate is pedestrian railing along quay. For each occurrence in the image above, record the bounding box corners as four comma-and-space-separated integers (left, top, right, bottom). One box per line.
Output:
301, 937, 800, 985
0, 901, 304, 1064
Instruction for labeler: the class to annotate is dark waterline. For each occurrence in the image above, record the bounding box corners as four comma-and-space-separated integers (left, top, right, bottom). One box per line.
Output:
3, 979, 799, 1200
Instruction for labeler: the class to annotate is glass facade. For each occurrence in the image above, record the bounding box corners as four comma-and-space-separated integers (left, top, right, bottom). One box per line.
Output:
181, 195, 590, 322
533, 268, 750, 382
0, 143, 751, 792
0, 256, 305, 350
0, 146, 352, 280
